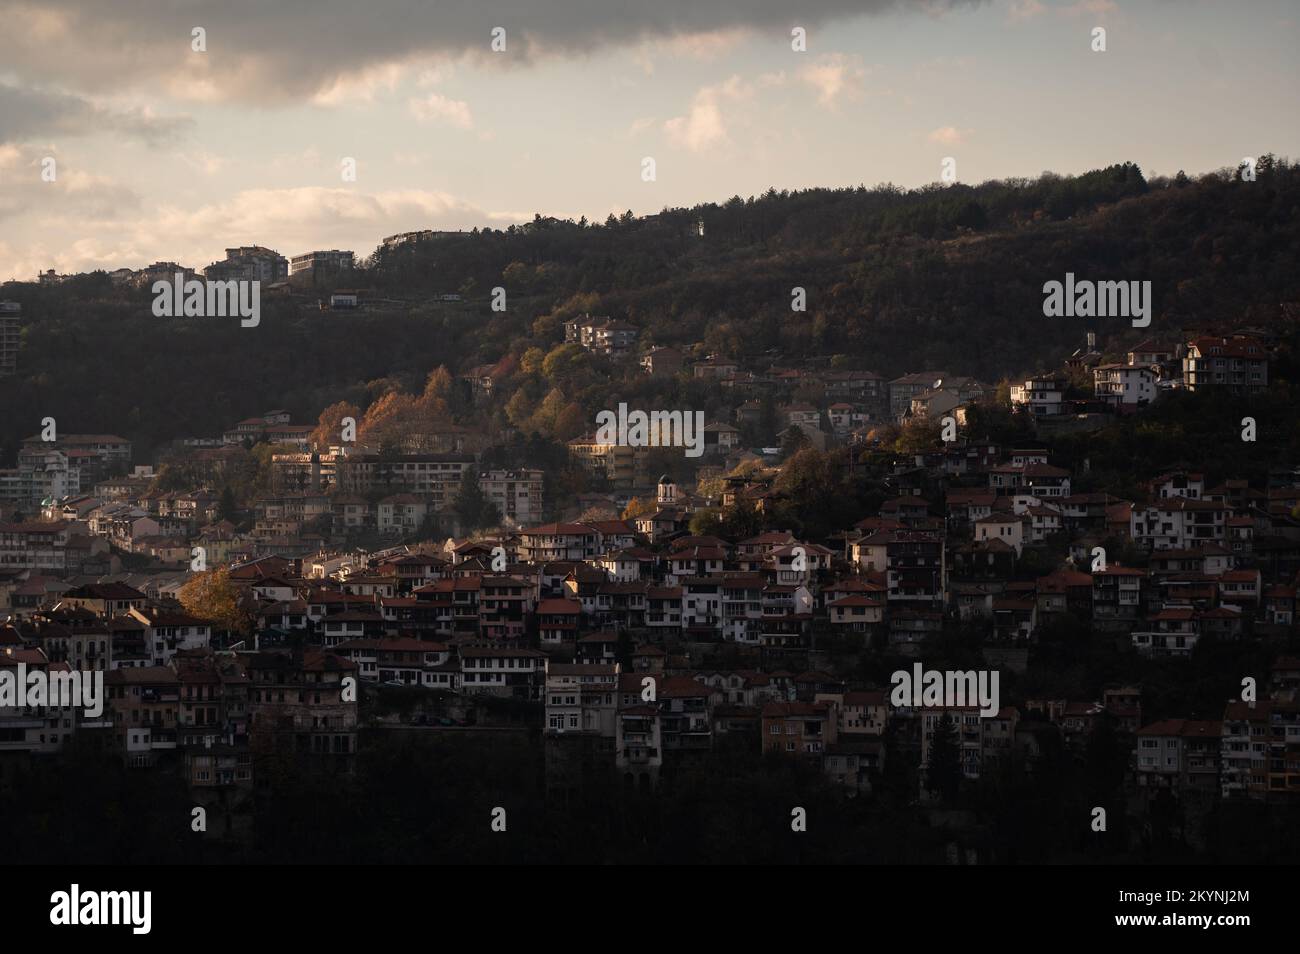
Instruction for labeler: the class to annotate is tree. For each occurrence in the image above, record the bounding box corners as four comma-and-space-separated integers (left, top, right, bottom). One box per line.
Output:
454, 469, 498, 532
615, 631, 634, 671
1083, 715, 1128, 815
926, 713, 962, 804
179, 567, 251, 637
217, 486, 239, 523
688, 509, 724, 536
621, 497, 655, 520
895, 417, 941, 454
579, 505, 618, 523
311, 400, 361, 449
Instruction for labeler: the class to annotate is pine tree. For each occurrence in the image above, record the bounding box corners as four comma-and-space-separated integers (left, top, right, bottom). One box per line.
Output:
926, 713, 962, 803
455, 468, 488, 532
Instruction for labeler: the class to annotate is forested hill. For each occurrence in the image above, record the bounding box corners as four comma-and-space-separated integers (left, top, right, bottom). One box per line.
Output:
0, 157, 1296, 461
363, 158, 1299, 373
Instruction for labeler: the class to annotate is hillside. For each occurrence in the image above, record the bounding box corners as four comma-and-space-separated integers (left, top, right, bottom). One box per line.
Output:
1, 157, 1297, 462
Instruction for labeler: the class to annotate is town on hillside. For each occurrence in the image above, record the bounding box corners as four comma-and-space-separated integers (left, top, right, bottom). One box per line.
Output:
1, 291, 1297, 863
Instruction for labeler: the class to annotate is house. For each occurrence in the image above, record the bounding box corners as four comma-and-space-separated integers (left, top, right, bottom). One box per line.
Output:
1130, 498, 1226, 550
1220, 701, 1270, 800
646, 585, 682, 633
761, 701, 838, 758
1136, 719, 1222, 797
974, 513, 1027, 555
822, 690, 888, 736
1092, 566, 1145, 626
827, 596, 885, 635
1183, 335, 1269, 395
692, 356, 739, 380
544, 662, 620, 737
59, 582, 147, 617
657, 675, 713, 751
1035, 568, 1093, 616
617, 703, 662, 786
885, 531, 946, 607
1127, 338, 1176, 366
828, 403, 870, 437
782, 403, 821, 429
992, 597, 1037, 642
538, 598, 582, 647
377, 494, 429, 535
1009, 375, 1065, 416
126, 607, 212, 666
517, 523, 600, 562
0, 520, 72, 572
320, 609, 387, 648
244, 651, 358, 765
1132, 608, 1199, 657
701, 422, 742, 454
822, 739, 884, 794
1093, 363, 1158, 409
768, 543, 834, 585
909, 388, 962, 420
988, 462, 1072, 498
889, 371, 950, 420
823, 369, 886, 407
458, 646, 545, 700
1151, 472, 1205, 501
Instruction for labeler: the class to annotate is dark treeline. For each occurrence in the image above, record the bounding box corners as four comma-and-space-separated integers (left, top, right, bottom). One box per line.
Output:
4, 726, 1295, 864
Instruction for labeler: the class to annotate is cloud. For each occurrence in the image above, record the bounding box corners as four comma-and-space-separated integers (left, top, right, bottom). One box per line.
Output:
0, 82, 191, 145
664, 76, 755, 152
311, 62, 408, 106
0, 183, 530, 278
798, 53, 867, 107
0, 0, 988, 104
1006, 0, 1045, 20
927, 125, 970, 145
1058, 0, 1118, 16
0, 145, 144, 224
148, 187, 525, 257
625, 117, 658, 138
409, 92, 474, 128
174, 150, 230, 175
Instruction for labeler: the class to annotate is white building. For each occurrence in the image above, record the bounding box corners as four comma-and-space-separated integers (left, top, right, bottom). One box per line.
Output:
1009, 375, 1065, 416
1093, 364, 1158, 408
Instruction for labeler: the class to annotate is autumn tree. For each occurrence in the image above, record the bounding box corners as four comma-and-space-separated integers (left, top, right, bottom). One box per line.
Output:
179, 567, 252, 637
311, 400, 361, 449
621, 497, 655, 520
894, 417, 941, 455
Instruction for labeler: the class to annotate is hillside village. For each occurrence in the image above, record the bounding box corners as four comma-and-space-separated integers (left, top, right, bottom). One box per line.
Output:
1, 286, 1297, 854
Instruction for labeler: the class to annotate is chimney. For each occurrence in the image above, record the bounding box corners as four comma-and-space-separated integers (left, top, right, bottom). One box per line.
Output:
1086, 331, 1096, 351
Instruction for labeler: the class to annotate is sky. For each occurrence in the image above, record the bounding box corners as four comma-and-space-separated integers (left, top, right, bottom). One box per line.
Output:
0, 0, 1296, 280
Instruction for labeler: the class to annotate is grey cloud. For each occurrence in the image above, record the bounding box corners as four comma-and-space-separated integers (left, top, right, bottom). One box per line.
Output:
0, 0, 987, 103
0, 160, 143, 224
0, 83, 192, 144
